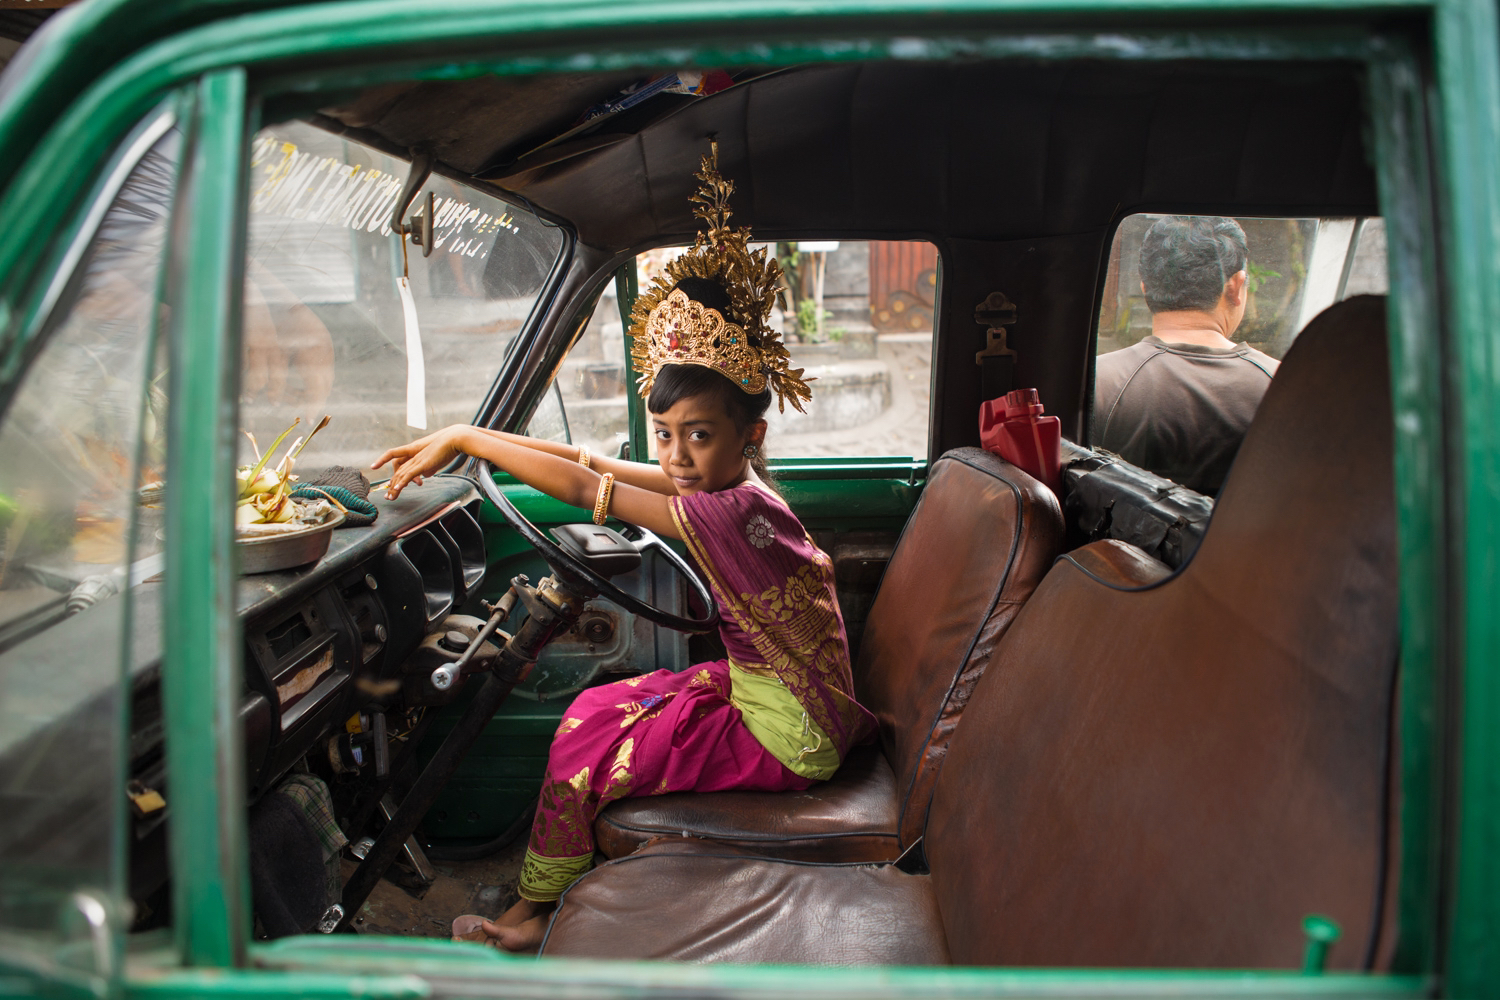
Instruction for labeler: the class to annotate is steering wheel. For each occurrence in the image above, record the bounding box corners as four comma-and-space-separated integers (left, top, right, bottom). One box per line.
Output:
473, 458, 719, 634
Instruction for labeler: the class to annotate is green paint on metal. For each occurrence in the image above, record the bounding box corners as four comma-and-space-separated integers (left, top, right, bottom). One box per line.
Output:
126, 968, 428, 1000
1365, 36, 1449, 980
418, 692, 563, 840
614, 262, 646, 460
253, 936, 1429, 998
1300, 916, 1340, 975
771, 456, 926, 481
485, 468, 921, 529
777, 476, 923, 525
1434, 0, 1500, 993
0, 0, 1440, 189
251, 24, 1389, 105
159, 69, 251, 969
0, 0, 1472, 993
489, 480, 591, 525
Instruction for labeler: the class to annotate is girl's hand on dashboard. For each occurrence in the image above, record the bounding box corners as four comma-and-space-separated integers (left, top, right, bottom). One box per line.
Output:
373, 425, 472, 500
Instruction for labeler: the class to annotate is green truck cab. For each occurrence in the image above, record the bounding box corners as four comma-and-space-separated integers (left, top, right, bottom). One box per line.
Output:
0, 1, 1494, 997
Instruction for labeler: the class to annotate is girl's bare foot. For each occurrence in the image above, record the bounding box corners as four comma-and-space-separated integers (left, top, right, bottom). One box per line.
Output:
489, 896, 549, 927
484, 913, 550, 953
478, 899, 555, 953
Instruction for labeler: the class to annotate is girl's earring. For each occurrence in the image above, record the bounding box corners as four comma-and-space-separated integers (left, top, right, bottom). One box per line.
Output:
743, 444, 759, 459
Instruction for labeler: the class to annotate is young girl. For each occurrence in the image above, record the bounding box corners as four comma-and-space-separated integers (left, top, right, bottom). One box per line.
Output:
374, 145, 874, 952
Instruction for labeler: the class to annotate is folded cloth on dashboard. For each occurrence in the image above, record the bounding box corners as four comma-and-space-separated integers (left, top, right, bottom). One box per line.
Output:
292, 465, 378, 527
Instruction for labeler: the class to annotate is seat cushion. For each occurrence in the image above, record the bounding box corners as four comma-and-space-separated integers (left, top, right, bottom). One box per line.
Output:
540, 839, 948, 965
595, 742, 900, 862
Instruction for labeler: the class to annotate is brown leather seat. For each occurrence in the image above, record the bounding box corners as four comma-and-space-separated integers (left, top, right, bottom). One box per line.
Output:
594, 448, 1064, 862
540, 839, 950, 965
543, 296, 1399, 968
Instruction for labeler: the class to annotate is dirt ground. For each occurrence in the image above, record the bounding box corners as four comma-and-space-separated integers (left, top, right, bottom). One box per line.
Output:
341, 837, 529, 939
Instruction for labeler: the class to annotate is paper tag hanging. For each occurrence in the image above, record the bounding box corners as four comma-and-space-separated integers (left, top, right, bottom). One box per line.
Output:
397, 276, 426, 429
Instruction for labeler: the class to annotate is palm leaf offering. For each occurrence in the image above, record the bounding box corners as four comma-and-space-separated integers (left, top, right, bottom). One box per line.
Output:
236, 415, 338, 535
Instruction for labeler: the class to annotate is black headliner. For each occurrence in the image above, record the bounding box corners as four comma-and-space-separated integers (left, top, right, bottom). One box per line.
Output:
325, 59, 1375, 252
321, 58, 1378, 455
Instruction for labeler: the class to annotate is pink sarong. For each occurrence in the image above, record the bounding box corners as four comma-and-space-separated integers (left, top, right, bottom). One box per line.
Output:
518, 661, 811, 901
518, 481, 873, 902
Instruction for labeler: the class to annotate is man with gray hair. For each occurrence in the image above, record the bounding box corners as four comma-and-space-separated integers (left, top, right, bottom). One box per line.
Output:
1094, 216, 1278, 495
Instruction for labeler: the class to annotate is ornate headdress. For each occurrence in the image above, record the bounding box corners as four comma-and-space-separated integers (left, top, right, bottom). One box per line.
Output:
629, 141, 813, 413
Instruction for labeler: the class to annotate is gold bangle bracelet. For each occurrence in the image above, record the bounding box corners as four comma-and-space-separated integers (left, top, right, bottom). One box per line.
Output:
592, 472, 615, 525
577, 444, 591, 469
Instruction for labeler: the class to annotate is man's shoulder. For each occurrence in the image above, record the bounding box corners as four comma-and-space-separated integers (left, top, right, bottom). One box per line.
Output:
1097, 339, 1165, 369
1095, 340, 1166, 402
1238, 345, 1280, 377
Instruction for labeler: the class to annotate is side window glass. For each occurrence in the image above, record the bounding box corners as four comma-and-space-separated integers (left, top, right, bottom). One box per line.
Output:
0, 116, 179, 989
1093, 214, 1386, 495
768, 240, 935, 461
525, 382, 574, 446
541, 241, 938, 465
531, 284, 627, 455
624, 240, 936, 462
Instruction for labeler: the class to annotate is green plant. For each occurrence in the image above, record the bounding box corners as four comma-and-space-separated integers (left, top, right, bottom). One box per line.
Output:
796, 297, 833, 341
1246, 258, 1281, 295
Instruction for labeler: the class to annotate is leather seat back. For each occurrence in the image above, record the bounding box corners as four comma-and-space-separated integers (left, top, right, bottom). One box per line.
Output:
925, 296, 1399, 968
857, 448, 1062, 847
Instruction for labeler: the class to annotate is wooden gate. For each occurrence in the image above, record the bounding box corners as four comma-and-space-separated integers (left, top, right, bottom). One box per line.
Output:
868, 241, 938, 333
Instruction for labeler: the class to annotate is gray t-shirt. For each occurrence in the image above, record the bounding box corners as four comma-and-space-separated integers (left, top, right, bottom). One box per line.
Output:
1094, 336, 1278, 495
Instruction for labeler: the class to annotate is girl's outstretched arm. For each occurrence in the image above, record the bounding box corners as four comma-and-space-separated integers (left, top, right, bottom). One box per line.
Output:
464, 427, 674, 495
373, 425, 682, 539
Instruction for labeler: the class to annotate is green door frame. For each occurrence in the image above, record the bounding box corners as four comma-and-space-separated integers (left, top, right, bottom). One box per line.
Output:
1429, 2, 1500, 994
159, 67, 253, 968
0, 1, 1492, 995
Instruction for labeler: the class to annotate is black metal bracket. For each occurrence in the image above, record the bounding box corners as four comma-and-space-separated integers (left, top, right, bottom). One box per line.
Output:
975, 290, 1019, 400
389, 147, 435, 259
974, 290, 1018, 366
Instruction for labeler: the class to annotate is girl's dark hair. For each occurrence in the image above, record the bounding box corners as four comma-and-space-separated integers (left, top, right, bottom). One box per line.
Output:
646, 277, 774, 479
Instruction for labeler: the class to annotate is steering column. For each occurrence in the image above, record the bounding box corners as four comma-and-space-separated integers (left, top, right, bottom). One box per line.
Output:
335, 460, 718, 929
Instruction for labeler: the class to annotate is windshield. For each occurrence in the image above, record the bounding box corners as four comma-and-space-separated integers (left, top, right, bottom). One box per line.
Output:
241, 121, 563, 474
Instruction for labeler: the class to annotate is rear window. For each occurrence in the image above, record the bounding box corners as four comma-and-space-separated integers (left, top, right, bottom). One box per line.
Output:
1093, 214, 1386, 494
241, 121, 564, 471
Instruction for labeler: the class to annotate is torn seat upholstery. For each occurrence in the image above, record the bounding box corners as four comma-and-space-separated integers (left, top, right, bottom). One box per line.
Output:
542, 296, 1399, 968
593, 448, 1064, 862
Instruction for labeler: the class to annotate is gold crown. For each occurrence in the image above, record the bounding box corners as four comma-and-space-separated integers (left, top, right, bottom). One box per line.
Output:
629, 141, 812, 413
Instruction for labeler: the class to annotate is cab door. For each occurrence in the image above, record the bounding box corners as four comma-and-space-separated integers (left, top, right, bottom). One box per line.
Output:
0, 100, 183, 998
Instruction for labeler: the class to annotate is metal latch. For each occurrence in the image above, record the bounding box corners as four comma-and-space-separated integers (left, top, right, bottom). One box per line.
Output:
127, 780, 166, 818
974, 290, 1018, 366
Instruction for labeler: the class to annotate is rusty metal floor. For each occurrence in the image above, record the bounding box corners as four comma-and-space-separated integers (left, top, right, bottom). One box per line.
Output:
341, 838, 528, 939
